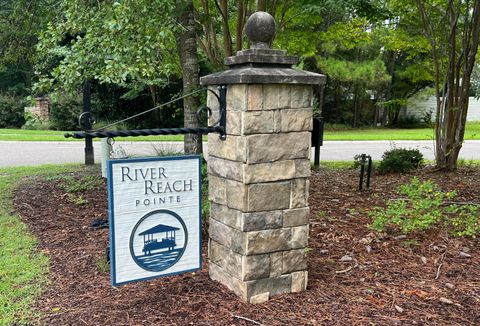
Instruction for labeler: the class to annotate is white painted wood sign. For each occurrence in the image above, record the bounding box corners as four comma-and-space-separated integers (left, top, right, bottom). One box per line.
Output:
107, 155, 202, 285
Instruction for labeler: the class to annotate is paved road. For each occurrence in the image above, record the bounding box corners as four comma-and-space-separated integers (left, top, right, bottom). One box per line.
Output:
1, 140, 479, 167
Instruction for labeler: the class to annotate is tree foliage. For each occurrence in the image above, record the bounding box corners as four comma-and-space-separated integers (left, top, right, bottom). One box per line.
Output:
35, 0, 180, 95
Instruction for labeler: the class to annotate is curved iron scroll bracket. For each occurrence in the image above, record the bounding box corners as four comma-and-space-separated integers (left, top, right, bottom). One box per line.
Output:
64, 85, 227, 141
78, 112, 96, 130
196, 85, 226, 140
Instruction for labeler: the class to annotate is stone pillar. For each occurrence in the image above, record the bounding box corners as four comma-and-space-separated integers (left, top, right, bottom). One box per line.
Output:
200, 11, 325, 304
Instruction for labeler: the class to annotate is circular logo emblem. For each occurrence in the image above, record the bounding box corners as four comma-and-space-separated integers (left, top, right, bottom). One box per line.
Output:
129, 209, 188, 272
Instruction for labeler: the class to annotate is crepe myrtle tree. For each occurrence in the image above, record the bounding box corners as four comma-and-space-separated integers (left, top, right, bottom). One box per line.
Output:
414, 0, 480, 170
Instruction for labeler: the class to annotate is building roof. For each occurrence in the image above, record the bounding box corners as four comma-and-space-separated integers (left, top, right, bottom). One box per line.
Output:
139, 224, 180, 236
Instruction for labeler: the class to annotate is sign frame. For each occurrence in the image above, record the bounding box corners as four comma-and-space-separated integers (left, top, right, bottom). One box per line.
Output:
107, 155, 202, 286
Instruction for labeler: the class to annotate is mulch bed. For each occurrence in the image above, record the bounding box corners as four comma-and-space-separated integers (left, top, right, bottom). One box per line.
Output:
14, 166, 480, 325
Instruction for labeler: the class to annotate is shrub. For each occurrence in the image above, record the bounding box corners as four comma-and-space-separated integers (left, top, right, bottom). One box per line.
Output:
49, 92, 83, 130
378, 147, 424, 173
22, 111, 51, 130
369, 177, 479, 237
0, 93, 27, 128
395, 115, 422, 128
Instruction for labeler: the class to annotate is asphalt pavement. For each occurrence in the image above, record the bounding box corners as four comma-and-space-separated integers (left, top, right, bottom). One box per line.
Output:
1, 140, 479, 168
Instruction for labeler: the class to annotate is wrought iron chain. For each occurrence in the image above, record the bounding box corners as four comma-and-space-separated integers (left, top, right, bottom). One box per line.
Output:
65, 126, 224, 139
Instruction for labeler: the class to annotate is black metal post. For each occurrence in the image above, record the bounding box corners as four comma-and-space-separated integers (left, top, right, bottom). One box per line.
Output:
312, 117, 324, 168
218, 85, 227, 140
83, 81, 94, 165
359, 154, 366, 190
366, 156, 372, 188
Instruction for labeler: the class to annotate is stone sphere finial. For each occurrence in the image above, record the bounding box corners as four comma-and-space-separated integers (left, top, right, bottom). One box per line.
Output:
245, 11, 276, 49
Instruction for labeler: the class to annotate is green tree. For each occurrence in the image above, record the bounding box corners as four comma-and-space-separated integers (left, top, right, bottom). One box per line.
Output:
316, 14, 391, 126
413, 0, 480, 170
35, 1, 179, 96
0, 0, 56, 93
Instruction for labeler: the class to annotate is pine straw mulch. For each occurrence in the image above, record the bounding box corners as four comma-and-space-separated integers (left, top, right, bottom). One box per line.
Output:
13, 166, 480, 326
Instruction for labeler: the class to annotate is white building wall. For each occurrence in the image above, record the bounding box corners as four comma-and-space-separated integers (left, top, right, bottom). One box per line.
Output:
405, 96, 480, 121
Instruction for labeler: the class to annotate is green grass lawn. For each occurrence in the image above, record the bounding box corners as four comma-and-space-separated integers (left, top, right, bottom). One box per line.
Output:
0, 129, 184, 142
324, 122, 480, 141
0, 164, 86, 325
1, 123, 479, 141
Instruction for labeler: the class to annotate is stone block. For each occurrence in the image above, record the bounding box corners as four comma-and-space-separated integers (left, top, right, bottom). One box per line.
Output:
243, 160, 298, 184
291, 271, 308, 293
242, 111, 274, 134
209, 135, 246, 162
226, 179, 247, 211
209, 218, 246, 254
278, 108, 313, 132
247, 85, 264, 110
264, 84, 280, 110
246, 274, 292, 298
278, 85, 291, 109
209, 262, 246, 300
227, 110, 242, 135
208, 156, 243, 182
209, 218, 235, 249
290, 85, 312, 108
227, 84, 247, 111
209, 240, 243, 279
291, 225, 309, 249
241, 210, 283, 232
208, 175, 226, 205
210, 202, 242, 229
249, 292, 269, 304
242, 254, 270, 281
282, 249, 307, 274
283, 207, 310, 227
247, 182, 290, 212
295, 160, 311, 178
269, 252, 283, 277
246, 132, 310, 163
246, 228, 291, 254
290, 179, 309, 208
273, 110, 281, 132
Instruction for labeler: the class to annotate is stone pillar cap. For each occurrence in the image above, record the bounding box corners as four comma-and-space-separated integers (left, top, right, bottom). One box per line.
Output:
245, 11, 276, 50
200, 11, 326, 86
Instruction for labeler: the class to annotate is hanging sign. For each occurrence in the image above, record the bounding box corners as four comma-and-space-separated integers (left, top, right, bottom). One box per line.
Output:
107, 155, 202, 286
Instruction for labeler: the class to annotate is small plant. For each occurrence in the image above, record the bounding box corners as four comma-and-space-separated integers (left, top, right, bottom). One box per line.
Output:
369, 177, 479, 237
68, 194, 88, 206
317, 210, 327, 219
59, 175, 103, 193
96, 257, 110, 273
377, 147, 424, 173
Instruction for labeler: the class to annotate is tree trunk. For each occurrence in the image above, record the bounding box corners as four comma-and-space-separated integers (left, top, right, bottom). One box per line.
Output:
257, 0, 267, 11
416, 0, 480, 170
176, 0, 203, 154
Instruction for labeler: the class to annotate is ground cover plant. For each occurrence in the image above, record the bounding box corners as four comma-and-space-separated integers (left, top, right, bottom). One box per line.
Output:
0, 164, 84, 325
10, 164, 480, 325
370, 177, 479, 237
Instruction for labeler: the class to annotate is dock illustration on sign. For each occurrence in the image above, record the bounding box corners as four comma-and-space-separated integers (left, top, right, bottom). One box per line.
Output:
129, 209, 188, 272
140, 224, 179, 255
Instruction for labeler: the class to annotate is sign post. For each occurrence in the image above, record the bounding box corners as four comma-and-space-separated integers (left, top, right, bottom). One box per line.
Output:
107, 155, 201, 286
